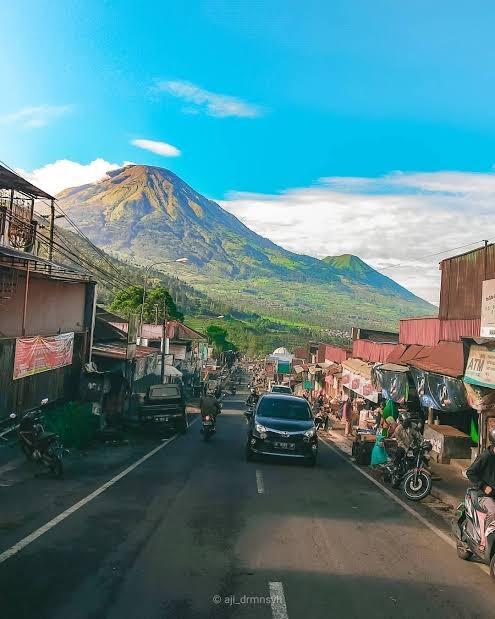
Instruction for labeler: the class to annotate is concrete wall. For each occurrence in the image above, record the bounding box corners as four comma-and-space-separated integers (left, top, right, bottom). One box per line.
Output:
0, 273, 87, 337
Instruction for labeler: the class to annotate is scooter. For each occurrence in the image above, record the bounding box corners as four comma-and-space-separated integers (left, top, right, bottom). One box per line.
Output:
10, 399, 67, 478
383, 440, 433, 501
453, 488, 495, 579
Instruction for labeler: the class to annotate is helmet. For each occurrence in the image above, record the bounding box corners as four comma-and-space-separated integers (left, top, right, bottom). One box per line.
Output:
489, 428, 495, 445
399, 412, 412, 429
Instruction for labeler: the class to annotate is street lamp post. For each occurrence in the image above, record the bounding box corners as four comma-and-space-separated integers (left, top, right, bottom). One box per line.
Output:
138, 257, 189, 342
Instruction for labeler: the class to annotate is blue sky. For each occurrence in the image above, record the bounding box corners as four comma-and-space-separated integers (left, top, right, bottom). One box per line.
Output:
1, 1, 495, 302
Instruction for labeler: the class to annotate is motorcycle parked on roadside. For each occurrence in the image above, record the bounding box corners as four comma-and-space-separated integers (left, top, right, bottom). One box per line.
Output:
10, 399, 67, 478
453, 487, 495, 579
383, 440, 433, 501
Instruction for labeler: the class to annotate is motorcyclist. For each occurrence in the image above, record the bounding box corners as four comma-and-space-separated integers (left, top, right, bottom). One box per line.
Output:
466, 428, 495, 519
200, 391, 221, 427
392, 413, 422, 465
246, 387, 259, 408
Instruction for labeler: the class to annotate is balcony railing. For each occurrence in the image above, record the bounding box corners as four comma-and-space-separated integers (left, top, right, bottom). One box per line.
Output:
0, 193, 36, 253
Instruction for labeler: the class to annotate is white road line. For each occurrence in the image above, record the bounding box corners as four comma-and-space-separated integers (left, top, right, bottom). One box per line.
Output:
269, 581, 289, 619
0, 418, 199, 565
320, 437, 491, 576
0, 457, 24, 476
256, 469, 265, 494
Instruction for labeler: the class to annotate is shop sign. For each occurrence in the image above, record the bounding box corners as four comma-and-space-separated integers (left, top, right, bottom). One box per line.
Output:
481, 279, 495, 338
464, 344, 495, 388
341, 368, 378, 403
410, 367, 468, 412
13, 332, 74, 380
277, 360, 291, 375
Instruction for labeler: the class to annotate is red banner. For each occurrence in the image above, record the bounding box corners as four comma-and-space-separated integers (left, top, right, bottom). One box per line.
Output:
13, 333, 74, 380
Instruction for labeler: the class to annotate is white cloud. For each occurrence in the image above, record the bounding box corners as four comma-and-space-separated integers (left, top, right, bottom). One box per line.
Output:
0, 104, 72, 128
131, 138, 181, 157
18, 158, 127, 196
155, 80, 262, 118
219, 171, 495, 304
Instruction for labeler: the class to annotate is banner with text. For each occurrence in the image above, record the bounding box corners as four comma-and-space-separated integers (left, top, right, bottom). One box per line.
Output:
13, 333, 74, 380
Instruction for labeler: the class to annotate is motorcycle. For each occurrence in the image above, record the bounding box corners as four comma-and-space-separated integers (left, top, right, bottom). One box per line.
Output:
383, 440, 433, 501
201, 414, 216, 441
10, 399, 67, 478
453, 487, 495, 579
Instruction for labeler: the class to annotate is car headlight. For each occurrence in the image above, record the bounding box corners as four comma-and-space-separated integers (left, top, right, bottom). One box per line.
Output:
255, 423, 267, 434
304, 428, 316, 439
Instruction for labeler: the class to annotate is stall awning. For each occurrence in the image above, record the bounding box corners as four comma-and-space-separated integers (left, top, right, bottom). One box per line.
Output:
162, 364, 183, 378
342, 358, 373, 379
293, 365, 304, 374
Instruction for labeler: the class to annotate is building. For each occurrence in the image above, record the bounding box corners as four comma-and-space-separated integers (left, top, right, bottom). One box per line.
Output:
0, 165, 96, 420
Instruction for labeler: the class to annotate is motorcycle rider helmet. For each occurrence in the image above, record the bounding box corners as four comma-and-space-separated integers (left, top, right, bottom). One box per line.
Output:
399, 412, 412, 429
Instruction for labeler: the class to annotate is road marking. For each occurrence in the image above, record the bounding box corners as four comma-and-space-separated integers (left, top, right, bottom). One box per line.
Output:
320, 437, 491, 576
256, 469, 265, 494
0, 457, 24, 476
269, 581, 289, 619
0, 418, 199, 565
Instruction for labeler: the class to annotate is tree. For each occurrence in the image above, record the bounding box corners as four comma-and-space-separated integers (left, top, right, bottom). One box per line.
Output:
109, 284, 183, 323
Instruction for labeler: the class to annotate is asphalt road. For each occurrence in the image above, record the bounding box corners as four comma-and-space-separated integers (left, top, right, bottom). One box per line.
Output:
1, 393, 495, 619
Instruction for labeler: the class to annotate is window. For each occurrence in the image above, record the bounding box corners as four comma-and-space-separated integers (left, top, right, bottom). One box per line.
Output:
258, 397, 311, 421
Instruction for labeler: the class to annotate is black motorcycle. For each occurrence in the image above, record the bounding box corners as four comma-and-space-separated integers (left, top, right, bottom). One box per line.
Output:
383, 440, 433, 501
10, 399, 66, 477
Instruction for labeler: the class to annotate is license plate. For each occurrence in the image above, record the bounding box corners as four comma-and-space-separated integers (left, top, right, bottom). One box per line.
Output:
203, 421, 213, 426
154, 417, 169, 422
274, 441, 295, 450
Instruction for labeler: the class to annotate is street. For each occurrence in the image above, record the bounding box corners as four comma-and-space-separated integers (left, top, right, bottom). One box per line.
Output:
1, 393, 495, 619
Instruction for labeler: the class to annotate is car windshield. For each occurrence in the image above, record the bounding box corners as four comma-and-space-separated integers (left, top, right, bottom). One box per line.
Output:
271, 386, 291, 393
257, 397, 311, 421
148, 385, 181, 400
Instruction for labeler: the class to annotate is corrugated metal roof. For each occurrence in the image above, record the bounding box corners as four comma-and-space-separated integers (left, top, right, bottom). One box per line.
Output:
439, 244, 495, 320
111, 320, 206, 341
352, 339, 398, 363
92, 342, 159, 360
399, 317, 480, 346
342, 358, 373, 379
0, 164, 55, 200
385, 342, 464, 378
323, 344, 351, 364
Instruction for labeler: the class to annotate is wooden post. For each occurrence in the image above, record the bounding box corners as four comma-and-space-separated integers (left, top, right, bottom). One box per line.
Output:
21, 261, 30, 336
427, 407, 434, 425
48, 199, 55, 265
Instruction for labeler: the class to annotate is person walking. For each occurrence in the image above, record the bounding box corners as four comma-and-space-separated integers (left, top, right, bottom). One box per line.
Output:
342, 396, 353, 436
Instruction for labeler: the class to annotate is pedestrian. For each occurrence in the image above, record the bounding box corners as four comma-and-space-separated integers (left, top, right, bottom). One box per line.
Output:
342, 396, 353, 436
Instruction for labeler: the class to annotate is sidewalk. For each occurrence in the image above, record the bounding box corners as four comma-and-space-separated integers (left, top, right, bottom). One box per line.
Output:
322, 418, 469, 510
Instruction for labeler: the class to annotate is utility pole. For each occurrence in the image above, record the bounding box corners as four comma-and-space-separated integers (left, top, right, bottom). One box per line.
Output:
161, 298, 168, 383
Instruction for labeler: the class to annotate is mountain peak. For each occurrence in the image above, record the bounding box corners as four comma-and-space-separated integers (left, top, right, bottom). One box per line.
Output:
322, 254, 372, 275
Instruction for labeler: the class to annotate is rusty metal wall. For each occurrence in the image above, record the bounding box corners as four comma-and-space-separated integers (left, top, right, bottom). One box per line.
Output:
439, 244, 495, 319
0, 332, 85, 420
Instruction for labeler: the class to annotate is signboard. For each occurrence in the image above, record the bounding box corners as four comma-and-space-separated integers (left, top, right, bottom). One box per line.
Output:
277, 360, 291, 375
464, 344, 495, 388
410, 367, 468, 412
341, 367, 379, 403
481, 279, 495, 338
13, 332, 74, 380
265, 361, 275, 378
